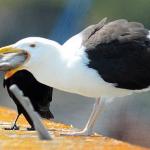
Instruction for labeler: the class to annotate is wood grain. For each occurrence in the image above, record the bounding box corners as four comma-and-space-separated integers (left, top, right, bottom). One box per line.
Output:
0, 107, 147, 150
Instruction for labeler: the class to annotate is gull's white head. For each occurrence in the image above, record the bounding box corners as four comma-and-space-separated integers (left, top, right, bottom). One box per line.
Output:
0, 37, 62, 79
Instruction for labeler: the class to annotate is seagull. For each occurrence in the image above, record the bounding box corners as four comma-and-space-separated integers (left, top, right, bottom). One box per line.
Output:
4, 70, 54, 130
0, 18, 150, 135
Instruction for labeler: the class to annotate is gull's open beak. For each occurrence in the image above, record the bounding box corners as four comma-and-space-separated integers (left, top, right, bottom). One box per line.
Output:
0, 45, 21, 54
0, 45, 29, 78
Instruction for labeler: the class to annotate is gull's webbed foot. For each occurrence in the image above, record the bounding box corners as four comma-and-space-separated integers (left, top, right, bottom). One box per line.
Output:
60, 128, 93, 136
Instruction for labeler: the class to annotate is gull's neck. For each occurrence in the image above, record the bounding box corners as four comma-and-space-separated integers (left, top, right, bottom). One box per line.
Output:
27, 38, 89, 92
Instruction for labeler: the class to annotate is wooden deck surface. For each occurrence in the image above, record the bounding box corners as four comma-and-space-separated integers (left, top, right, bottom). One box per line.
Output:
0, 106, 147, 150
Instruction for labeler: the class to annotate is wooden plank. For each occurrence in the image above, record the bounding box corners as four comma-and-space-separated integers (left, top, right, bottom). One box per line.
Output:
0, 107, 147, 150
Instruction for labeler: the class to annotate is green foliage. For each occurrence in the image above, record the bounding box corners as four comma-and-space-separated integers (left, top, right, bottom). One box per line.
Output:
0, 0, 65, 7
88, 0, 150, 27
0, 0, 149, 45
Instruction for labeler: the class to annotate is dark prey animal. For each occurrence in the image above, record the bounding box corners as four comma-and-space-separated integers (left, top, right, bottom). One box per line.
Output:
3, 70, 54, 130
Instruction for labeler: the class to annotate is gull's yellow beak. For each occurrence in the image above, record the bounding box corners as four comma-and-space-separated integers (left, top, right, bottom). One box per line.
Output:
0, 45, 21, 55
0, 45, 29, 79
5, 66, 24, 79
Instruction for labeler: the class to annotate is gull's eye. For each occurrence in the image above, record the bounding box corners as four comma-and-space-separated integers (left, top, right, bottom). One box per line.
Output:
30, 44, 36, 48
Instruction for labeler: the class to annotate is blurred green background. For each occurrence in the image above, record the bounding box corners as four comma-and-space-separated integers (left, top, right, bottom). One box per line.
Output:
0, 0, 149, 45
0, 0, 150, 148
